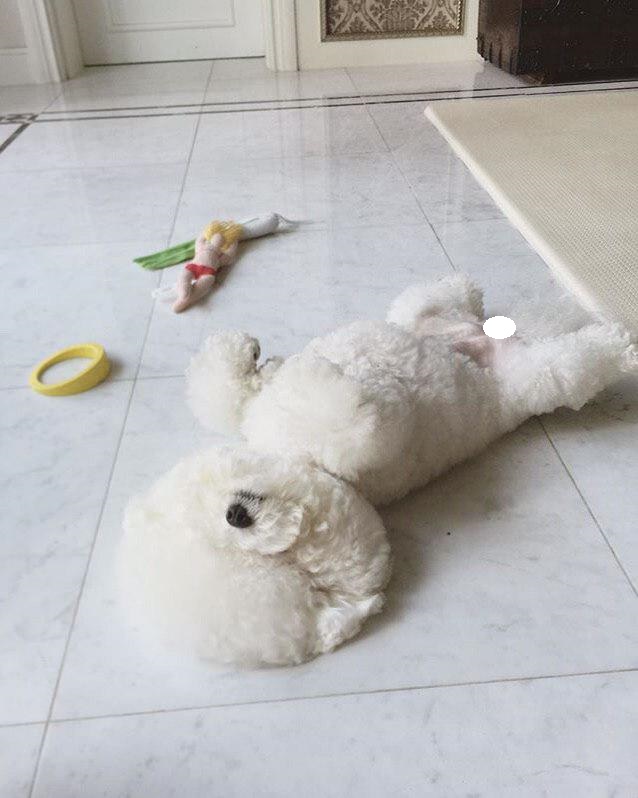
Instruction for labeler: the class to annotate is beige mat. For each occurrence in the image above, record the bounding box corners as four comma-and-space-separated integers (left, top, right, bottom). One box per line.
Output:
425, 90, 638, 330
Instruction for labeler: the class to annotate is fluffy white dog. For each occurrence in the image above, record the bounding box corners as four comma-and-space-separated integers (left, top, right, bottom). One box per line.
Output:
120, 275, 636, 667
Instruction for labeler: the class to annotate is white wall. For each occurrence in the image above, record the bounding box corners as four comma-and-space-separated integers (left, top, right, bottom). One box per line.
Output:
296, 0, 481, 69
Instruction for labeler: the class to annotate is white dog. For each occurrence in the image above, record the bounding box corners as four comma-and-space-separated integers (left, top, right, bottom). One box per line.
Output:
120, 275, 636, 666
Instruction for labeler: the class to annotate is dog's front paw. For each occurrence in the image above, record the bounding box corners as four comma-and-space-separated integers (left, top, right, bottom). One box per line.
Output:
187, 331, 262, 432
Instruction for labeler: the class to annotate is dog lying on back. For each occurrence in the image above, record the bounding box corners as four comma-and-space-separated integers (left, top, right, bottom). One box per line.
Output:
120, 275, 636, 666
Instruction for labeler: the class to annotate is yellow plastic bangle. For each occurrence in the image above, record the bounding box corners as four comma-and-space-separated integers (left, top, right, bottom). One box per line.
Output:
29, 343, 110, 397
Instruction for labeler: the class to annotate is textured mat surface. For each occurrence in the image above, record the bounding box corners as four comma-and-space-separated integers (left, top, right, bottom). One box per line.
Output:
426, 90, 638, 330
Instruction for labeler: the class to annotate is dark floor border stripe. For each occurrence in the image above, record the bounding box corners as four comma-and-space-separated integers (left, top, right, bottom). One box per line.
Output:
39, 84, 530, 116
41, 96, 361, 115
0, 123, 30, 154
38, 75, 638, 117
31, 83, 638, 124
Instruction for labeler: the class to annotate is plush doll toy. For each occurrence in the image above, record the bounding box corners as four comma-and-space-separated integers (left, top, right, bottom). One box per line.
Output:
172, 222, 241, 313
137, 213, 291, 313
120, 274, 637, 667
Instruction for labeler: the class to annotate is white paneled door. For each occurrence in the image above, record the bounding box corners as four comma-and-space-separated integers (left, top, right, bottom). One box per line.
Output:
73, 0, 264, 64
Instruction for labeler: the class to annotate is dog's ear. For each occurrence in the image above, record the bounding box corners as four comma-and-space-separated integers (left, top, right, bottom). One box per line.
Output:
241, 355, 393, 482
236, 500, 305, 556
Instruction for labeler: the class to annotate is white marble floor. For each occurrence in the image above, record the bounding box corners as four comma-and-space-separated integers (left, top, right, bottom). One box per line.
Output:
1, 59, 637, 798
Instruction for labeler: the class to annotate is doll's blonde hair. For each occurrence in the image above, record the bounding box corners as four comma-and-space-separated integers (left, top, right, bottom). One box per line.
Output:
202, 220, 243, 251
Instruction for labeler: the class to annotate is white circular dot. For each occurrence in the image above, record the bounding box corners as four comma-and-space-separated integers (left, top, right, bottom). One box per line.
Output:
483, 316, 516, 339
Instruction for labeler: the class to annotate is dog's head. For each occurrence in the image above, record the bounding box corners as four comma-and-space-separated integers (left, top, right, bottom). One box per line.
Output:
173, 446, 311, 556
119, 446, 389, 667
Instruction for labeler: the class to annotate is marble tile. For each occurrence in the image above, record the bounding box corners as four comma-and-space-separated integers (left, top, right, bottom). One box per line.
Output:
211, 57, 272, 80
203, 69, 357, 103
0, 242, 158, 389
0, 116, 199, 171
3, 62, 638, 794
542, 377, 638, 589
0, 163, 186, 248
0, 83, 61, 114
0, 724, 44, 798
437, 218, 589, 329
138, 224, 451, 377
368, 101, 496, 232
70, 62, 213, 91
367, 100, 449, 153
393, 140, 504, 227
1, 124, 21, 147
0, 382, 132, 724
46, 89, 207, 115
52, 385, 638, 719
46, 62, 212, 113
172, 153, 424, 242
348, 61, 526, 96
371, 101, 501, 229
191, 105, 387, 162
40, 672, 638, 797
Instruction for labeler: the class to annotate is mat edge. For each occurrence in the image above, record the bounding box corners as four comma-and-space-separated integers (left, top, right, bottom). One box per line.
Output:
423, 103, 618, 324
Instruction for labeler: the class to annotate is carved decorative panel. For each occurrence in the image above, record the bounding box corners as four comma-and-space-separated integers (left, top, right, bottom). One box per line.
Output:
321, 0, 464, 41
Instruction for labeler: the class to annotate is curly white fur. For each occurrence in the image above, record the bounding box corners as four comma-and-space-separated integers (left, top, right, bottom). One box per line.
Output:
121, 274, 636, 666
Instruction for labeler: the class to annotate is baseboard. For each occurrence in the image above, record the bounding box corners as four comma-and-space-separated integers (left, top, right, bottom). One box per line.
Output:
0, 46, 33, 85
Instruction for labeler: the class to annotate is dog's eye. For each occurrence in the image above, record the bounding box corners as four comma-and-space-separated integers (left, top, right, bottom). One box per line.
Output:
236, 490, 264, 503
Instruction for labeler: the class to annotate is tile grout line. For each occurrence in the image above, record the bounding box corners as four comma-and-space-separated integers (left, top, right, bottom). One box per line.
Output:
0, 81, 67, 154
363, 100, 458, 275
343, 65, 363, 98
0, 123, 30, 155
24, 664, 638, 730
0, 720, 46, 730
539, 418, 638, 598
25, 376, 137, 798
25, 60, 217, 798
40, 83, 65, 113
132, 60, 215, 378
0, 375, 184, 392
0, 221, 431, 254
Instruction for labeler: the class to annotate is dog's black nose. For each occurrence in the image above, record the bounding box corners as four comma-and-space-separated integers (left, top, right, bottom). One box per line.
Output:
226, 503, 253, 528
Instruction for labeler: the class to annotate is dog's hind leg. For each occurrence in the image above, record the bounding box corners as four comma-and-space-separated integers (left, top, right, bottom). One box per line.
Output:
495, 322, 637, 422
387, 274, 484, 331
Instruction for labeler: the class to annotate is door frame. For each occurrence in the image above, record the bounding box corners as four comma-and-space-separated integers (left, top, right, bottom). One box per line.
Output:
17, 0, 83, 82
17, 0, 298, 83
262, 0, 298, 71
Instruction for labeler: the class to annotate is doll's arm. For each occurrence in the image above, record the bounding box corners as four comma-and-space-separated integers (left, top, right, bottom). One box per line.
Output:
219, 240, 239, 267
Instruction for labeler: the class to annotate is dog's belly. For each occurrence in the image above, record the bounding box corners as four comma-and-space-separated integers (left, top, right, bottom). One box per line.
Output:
308, 320, 506, 506
356, 384, 503, 506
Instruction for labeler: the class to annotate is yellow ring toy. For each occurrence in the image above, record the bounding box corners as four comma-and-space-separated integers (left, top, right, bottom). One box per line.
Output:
29, 343, 110, 396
